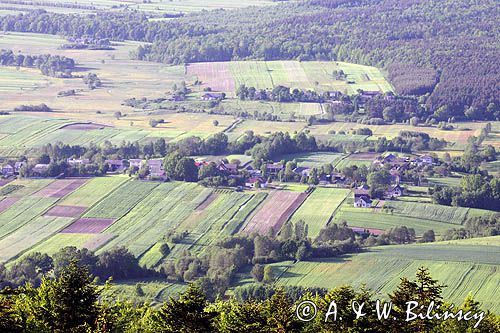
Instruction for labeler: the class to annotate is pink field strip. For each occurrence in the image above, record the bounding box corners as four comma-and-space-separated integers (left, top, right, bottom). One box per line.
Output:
0, 179, 14, 187
350, 227, 385, 236
187, 62, 235, 92
34, 179, 87, 198
242, 191, 308, 235
60, 218, 115, 234
44, 205, 87, 218
0, 197, 19, 213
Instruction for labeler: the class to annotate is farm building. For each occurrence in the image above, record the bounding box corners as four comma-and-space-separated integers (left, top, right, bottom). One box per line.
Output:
148, 159, 165, 177
387, 184, 404, 198
67, 158, 90, 166
1, 164, 14, 176
245, 176, 266, 189
217, 161, 238, 174
414, 155, 434, 166
201, 92, 225, 101
293, 166, 311, 177
105, 160, 125, 172
353, 189, 372, 208
266, 162, 284, 176
354, 194, 372, 208
129, 159, 143, 168
32, 164, 49, 176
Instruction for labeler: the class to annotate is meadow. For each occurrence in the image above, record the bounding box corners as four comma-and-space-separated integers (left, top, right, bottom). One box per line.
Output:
278, 152, 346, 168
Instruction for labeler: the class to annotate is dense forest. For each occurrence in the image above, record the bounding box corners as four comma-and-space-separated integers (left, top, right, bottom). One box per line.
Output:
0, 0, 498, 120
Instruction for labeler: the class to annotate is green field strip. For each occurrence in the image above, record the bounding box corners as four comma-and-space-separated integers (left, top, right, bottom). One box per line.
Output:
289, 188, 351, 238
0, 216, 74, 262
83, 180, 159, 219
23, 233, 95, 257
333, 204, 457, 235
60, 176, 128, 207
0, 196, 59, 240
382, 201, 470, 225
100, 182, 207, 257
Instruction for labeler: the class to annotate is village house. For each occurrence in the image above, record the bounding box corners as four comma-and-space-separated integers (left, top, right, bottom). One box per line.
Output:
387, 184, 404, 198
201, 92, 225, 101
266, 162, 284, 176
413, 155, 434, 166
293, 166, 311, 178
245, 176, 266, 189
129, 159, 143, 169
326, 90, 342, 100
14, 161, 27, 174
67, 158, 90, 166
32, 164, 49, 176
148, 159, 165, 177
353, 189, 372, 208
105, 160, 125, 172
217, 161, 238, 174
1, 164, 14, 177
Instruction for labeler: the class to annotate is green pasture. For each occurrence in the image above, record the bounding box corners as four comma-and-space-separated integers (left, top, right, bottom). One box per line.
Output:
289, 188, 350, 238
383, 201, 470, 225
333, 204, 456, 235
25, 233, 96, 256
275, 237, 500, 312
279, 152, 346, 168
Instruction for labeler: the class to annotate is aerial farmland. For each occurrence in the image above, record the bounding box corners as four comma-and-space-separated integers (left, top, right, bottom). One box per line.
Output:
0, 0, 498, 329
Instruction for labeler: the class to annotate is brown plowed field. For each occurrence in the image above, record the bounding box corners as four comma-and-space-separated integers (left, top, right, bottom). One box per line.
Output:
242, 191, 308, 235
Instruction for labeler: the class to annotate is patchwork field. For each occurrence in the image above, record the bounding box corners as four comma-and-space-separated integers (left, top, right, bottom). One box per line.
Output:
275, 237, 500, 312
187, 60, 393, 95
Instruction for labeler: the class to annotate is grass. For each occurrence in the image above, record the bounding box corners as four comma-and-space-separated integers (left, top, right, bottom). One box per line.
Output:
25, 233, 95, 256
427, 176, 463, 187
289, 188, 351, 238
383, 201, 470, 225
279, 152, 345, 168
333, 203, 457, 235
109, 280, 186, 305
275, 237, 500, 312
0, 216, 73, 262
226, 119, 306, 141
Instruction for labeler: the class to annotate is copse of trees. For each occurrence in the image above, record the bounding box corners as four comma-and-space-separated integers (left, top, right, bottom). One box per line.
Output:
0, 49, 75, 77
236, 84, 325, 103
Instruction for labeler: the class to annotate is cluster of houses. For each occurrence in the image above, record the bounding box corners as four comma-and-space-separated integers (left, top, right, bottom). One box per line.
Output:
352, 153, 435, 208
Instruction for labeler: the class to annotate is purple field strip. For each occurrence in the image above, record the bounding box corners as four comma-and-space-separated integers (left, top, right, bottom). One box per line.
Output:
0, 179, 14, 187
0, 197, 20, 213
60, 218, 115, 234
34, 179, 87, 198
44, 205, 87, 218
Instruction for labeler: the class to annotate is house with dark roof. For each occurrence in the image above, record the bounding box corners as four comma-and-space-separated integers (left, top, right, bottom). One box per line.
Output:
266, 162, 284, 176
387, 184, 404, 198
148, 159, 165, 177
1, 164, 14, 177
245, 176, 266, 189
201, 92, 225, 101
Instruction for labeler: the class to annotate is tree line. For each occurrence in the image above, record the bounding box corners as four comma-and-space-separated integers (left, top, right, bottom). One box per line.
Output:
1, 262, 498, 332
0, 49, 75, 77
